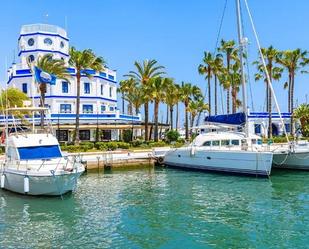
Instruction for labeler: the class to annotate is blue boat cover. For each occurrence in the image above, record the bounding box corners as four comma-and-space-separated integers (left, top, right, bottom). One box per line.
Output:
18, 145, 62, 160
204, 112, 246, 125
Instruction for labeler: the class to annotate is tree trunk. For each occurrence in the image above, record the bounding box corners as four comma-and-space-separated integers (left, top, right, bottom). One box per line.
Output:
208, 68, 211, 115
122, 93, 125, 113
215, 75, 218, 115
154, 99, 159, 142
227, 89, 230, 114
232, 78, 237, 114
39, 83, 46, 129
288, 72, 292, 113
144, 101, 149, 141
169, 105, 173, 130
176, 103, 179, 131
166, 104, 169, 125
74, 73, 81, 145
290, 72, 295, 136
185, 102, 189, 140
268, 66, 273, 139
227, 56, 230, 114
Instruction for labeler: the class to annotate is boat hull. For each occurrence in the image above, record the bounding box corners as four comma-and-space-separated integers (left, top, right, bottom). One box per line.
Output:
273, 151, 309, 170
164, 148, 273, 176
0, 169, 84, 196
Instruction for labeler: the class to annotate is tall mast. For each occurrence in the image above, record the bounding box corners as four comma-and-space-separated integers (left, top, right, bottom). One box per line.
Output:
236, 0, 249, 137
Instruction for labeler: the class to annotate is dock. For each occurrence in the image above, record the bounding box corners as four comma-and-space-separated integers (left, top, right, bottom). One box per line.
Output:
67, 150, 156, 170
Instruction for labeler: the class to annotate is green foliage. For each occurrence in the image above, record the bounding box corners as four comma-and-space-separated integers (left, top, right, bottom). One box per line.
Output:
80, 141, 94, 150
1, 88, 29, 109
165, 130, 180, 142
123, 130, 133, 143
148, 141, 167, 147
294, 104, 309, 136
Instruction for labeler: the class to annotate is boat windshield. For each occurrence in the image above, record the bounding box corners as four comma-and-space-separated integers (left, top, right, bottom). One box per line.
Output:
18, 145, 62, 160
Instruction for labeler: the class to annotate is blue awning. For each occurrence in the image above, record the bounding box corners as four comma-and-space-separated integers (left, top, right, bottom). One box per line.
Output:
204, 112, 246, 125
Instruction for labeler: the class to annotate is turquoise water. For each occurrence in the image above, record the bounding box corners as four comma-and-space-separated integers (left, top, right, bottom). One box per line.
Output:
1, 167, 309, 249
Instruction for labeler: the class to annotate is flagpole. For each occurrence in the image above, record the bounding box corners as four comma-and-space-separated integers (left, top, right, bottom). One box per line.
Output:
31, 65, 35, 132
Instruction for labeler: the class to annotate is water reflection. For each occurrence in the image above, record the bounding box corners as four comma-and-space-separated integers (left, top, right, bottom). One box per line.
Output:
0, 166, 309, 248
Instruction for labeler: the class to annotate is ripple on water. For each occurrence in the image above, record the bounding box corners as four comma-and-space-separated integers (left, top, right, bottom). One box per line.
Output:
1, 167, 309, 248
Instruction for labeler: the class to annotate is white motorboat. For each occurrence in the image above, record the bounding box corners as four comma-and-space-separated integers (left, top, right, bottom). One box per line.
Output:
0, 107, 85, 196
164, 132, 273, 176
0, 132, 85, 196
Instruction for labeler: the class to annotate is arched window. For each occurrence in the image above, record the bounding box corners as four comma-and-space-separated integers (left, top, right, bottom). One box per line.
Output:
28, 55, 35, 63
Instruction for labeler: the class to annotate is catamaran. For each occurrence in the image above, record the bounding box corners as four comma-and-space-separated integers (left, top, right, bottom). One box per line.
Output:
0, 107, 85, 196
164, 0, 273, 176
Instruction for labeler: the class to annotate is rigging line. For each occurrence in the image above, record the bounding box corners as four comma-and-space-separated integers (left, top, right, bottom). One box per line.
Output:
243, 0, 289, 143
213, 0, 228, 56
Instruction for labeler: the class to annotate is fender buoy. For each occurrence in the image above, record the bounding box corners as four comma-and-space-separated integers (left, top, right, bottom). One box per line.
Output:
157, 157, 164, 165
24, 176, 29, 193
0, 174, 5, 188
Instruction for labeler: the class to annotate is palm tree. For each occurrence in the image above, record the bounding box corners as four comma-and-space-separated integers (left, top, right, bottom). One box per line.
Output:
119, 78, 137, 114
180, 82, 202, 140
35, 54, 70, 128
276, 49, 309, 135
164, 79, 178, 130
69, 47, 106, 144
218, 39, 238, 114
294, 104, 309, 136
211, 55, 224, 115
198, 51, 214, 115
124, 59, 165, 141
254, 46, 283, 138
188, 98, 209, 128
175, 84, 182, 131
230, 61, 242, 113
149, 77, 168, 142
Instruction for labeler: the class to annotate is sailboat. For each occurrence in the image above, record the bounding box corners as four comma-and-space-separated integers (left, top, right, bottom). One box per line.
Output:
164, 0, 273, 176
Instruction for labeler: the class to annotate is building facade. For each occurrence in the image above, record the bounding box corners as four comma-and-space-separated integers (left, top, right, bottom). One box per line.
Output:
6, 24, 141, 141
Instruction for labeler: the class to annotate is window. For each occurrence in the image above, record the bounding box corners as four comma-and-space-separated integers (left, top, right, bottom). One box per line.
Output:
231, 140, 240, 146
62, 81, 69, 93
18, 145, 62, 160
22, 83, 27, 94
109, 106, 114, 111
221, 140, 230, 146
100, 84, 104, 95
252, 139, 257, 145
109, 86, 113, 97
84, 83, 90, 94
56, 130, 69, 141
60, 104, 71, 113
83, 104, 93, 113
202, 141, 211, 146
255, 124, 261, 134
285, 124, 290, 133
108, 74, 115, 80
79, 130, 90, 140
44, 38, 53, 45
101, 105, 106, 113
28, 38, 34, 46
212, 140, 220, 146
28, 55, 35, 63
60, 41, 64, 48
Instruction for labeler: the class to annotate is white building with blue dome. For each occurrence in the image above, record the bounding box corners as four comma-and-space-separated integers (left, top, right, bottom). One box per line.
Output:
6, 24, 141, 141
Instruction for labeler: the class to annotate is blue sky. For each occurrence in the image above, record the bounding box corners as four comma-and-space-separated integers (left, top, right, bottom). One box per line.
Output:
1, 0, 309, 123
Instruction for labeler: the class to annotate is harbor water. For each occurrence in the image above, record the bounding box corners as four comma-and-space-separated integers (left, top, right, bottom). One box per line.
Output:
1, 166, 309, 248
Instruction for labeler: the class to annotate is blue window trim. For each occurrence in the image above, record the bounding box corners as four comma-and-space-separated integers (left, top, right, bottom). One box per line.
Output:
33, 95, 117, 103
60, 103, 71, 113
18, 32, 69, 41
18, 49, 69, 57
22, 83, 27, 94
62, 81, 69, 93
100, 72, 107, 77
82, 104, 93, 113
16, 69, 31, 75
108, 74, 115, 80
84, 82, 90, 94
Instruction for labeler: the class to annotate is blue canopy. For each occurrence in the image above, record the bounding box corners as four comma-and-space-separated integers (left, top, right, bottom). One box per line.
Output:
204, 112, 246, 125
18, 145, 62, 160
